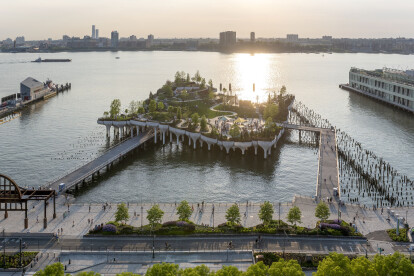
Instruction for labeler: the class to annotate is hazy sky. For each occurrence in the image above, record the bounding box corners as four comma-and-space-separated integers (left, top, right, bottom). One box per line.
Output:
2, 0, 414, 40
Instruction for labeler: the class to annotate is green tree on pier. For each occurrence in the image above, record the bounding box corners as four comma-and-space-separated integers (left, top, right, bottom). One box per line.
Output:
200, 115, 208, 132
176, 200, 193, 221
110, 99, 121, 118
157, 102, 165, 111
176, 107, 182, 120
148, 100, 157, 113
191, 113, 200, 127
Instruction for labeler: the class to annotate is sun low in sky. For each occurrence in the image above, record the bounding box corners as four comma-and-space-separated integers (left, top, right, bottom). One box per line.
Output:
1, 0, 413, 40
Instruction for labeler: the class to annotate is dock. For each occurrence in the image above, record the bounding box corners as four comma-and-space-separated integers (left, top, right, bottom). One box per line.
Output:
45, 130, 154, 192
283, 123, 340, 200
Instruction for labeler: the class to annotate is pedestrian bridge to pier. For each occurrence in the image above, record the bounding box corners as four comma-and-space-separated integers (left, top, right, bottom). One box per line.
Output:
282, 123, 340, 201
46, 130, 154, 192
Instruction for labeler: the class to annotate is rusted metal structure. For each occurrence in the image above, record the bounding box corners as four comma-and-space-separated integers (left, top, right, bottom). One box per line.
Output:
0, 174, 56, 229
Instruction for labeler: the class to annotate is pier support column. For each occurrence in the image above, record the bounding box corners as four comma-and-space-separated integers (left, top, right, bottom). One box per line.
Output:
106, 125, 111, 138
170, 133, 173, 143
177, 135, 180, 144
154, 128, 157, 143
43, 200, 48, 229
268, 148, 271, 155
199, 140, 203, 148
208, 144, 211, 151
53, 193, 56, 219
193, 140, 197, 149
130, 127, 133, 138
162, 132, 166, 145
264, 151, 267, 159
254, 146, 258, 155
242, 149, 245, 155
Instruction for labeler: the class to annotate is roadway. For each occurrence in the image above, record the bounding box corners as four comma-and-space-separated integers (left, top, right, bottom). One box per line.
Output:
0, 235, 373, 255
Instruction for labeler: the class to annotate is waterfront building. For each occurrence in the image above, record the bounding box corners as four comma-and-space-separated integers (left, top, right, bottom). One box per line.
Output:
95, 29, 99, 39
219, 31, 236, 46
111, 31, 119, 48
20, 77, 49, 101
92, 25, 96, 39
15, 36, 25, 45
344, 67, 414, 113
286, 34, 298, 42
250, 32, 255, 43
147, 34, 154, 47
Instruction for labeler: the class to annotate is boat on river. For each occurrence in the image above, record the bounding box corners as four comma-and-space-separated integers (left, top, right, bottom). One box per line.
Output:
32, 57, 71, 62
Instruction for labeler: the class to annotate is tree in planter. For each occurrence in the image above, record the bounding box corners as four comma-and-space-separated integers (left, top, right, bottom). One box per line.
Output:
287, 206, 302, 227
148, 100, 157, 113
259, 201, 274, 226
147, 204, 164, 228
226, 204, 241, 226
200, 115, 208, 132
229, 124, 241, 138
157, 102, 165, 111
315, 202, 330, 222
176, 200, 193, 221
191, 113, 199, 127
208, 79, 213, 89
176, 107, 182, 120
167, 105, 174, 114
115, 202, 129, 224
138, 107, 145, 114
110, 99, 121, 118
103, 111, 109, 118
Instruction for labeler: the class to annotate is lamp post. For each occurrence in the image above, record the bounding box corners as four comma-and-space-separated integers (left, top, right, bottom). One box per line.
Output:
152, 225, 155, 259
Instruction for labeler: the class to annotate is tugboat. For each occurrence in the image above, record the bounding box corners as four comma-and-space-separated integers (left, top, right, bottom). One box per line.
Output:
32, 57, 71, 62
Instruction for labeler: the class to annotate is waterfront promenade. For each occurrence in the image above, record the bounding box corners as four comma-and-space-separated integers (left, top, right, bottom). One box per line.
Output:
46, 130, 154, 192
0, 194, 411, 239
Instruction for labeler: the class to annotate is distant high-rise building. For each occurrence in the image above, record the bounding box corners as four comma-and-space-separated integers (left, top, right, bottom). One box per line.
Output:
15, 36, 25, 45
130, 35, 137, 41
95, 29, 99, 39
322, 35, 332, 40
219, 31, 236, 46
111, 31, 119, 48
92, 25, 96, 39
147, 34, 154, 46
250, 32, 255, 42
286, 34, 299, 42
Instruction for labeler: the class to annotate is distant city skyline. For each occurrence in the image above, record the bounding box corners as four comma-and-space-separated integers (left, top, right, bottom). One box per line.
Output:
1, 0, 414, 40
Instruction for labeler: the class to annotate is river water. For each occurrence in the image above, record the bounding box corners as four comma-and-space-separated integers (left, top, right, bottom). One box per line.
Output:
0, 51, 412, 203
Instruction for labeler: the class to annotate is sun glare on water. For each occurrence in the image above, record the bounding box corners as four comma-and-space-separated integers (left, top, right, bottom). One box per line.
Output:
231, 53, 280, 103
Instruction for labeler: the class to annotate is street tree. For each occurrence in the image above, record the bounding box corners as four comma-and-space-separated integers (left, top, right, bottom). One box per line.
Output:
372, 252, 414, 275
268, 259, 304, 276
200, 115, 208, 132
149, 100, 157, 113
259, 201, 274, 225
208, 79, 213, 88
115, 202, 129, 224
350, 257, 378, 276
158, 101, 165, 111
287, 206, 302, 227
176, 200, 193, 221
214, 265, 242, 276
313, 252, 352, 276
110, 99, 121, 118
179, 264, 210, 276
76, 272, 101, 276
280, 85, 287, 96
226, 204, 241, 226
146, 204, 164, 227
34, 262, 65, 276
315, 202, 330, 222
244, 261, 268, 275
116, 273, 139, 276
145, 262, 179, 276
